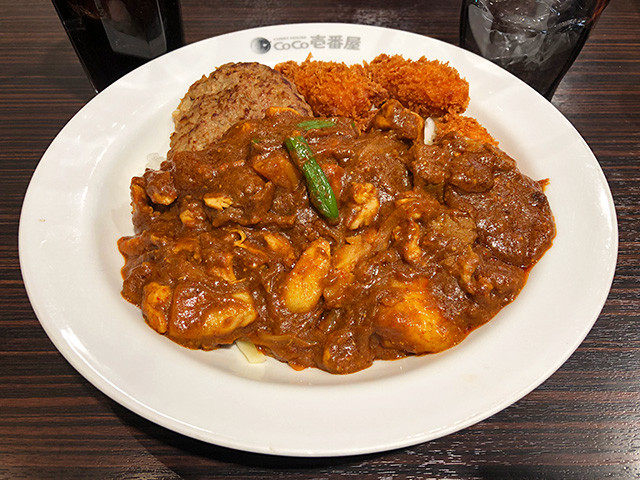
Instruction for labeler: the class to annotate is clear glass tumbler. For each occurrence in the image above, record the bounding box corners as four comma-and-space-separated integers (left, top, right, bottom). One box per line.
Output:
459, 0, 609, 99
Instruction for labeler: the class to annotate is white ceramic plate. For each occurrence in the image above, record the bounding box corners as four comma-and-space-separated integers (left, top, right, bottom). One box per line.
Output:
19, 23, 617, 457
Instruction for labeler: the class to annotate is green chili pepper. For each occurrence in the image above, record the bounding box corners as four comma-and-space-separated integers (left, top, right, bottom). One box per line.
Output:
296, 119, 336, 131
284, 135, 339, 220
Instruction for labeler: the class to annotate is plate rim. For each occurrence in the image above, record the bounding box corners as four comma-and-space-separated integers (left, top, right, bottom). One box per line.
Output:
18, 22, 618, 457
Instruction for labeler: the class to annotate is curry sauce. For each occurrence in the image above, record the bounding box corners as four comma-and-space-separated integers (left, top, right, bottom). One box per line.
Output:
118, 102, 555, 374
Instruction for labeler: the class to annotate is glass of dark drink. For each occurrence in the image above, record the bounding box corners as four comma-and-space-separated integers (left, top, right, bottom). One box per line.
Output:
52, 0, 184, 92
459, 0, 609, 100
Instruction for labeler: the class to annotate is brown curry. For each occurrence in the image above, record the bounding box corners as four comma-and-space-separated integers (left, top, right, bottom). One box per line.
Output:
117, 101, 555, 374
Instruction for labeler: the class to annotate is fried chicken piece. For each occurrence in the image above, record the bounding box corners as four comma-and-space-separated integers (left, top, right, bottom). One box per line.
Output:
435, 113, 498, 146
366, 54, 470, 118
276, 58, 388, 125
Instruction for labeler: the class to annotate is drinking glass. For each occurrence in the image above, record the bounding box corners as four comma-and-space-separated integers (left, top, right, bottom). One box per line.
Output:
459, 0, 609, 99
52, 0, 184, 92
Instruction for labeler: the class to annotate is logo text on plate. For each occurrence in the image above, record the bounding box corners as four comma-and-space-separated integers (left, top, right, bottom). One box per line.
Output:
251, 35, 361, 54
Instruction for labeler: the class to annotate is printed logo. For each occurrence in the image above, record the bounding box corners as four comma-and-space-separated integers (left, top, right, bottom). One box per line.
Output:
251, 37, 271, 54
250, 34, 361, 53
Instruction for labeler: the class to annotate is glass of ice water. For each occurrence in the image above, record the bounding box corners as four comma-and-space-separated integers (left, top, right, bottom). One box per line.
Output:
459, 0, 609, 99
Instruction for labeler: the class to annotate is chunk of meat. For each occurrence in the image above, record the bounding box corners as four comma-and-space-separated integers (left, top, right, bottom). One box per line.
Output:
178, 197, 208, 229
410, 142, 450, 187
347, 131, 411, 198
423, 211, 478, 256
323, 235, 373, 307
251, 150, 301, 191
283, 238, 332, 313
446, 170, 555, 268
205, 166, 276, 227
345, 182, 380, 230
143, 169, 177, 205
263, 232, 297, 268
168, 282, 257, 345
368, 99, 425, 142
375, 278, 464, 353
393, 219, 423, 265
202, 291, 258, 337
142, 282, 173, 334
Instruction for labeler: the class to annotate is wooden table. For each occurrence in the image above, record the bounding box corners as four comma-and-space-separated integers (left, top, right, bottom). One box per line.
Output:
2, 0, 638, 478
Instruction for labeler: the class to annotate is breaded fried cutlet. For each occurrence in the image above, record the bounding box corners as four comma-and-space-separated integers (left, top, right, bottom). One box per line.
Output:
171, 62, 312, 152
366, 54, 470, 118
276, 54, 470, 126
435, 113, 498, 146
276, 58, 388, 124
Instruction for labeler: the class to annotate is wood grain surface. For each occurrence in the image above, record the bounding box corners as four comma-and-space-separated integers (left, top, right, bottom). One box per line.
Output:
1, 0, 638, 478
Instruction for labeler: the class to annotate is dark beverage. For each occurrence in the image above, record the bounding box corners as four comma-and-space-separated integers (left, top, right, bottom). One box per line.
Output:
460, 0, 609, 99
52, 0, 184, 92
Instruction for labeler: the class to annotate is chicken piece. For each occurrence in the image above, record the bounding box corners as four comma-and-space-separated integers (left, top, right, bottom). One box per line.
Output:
263, 232, 296, 267
168, 282, 257, 343
323, 235, 373, 307
204, 249, 236, 283
332, 235, 373, 271
142, 282, 173, 334
179, 197, 208, 229
345, 182, 380, 230
375, 278, 464, 353
393, 219, 422, 265
203, 193, 233, 210
394, 189, 441, 221
251, 151, 301, 191
129, 177, 155, 227
201, 291, 258, 336
283, 238, 331, 313
143, 169, 178, 205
